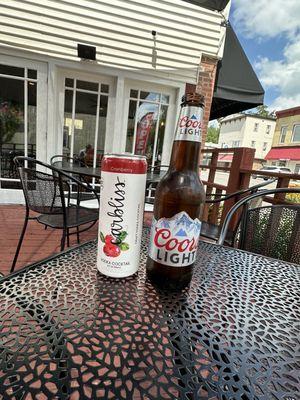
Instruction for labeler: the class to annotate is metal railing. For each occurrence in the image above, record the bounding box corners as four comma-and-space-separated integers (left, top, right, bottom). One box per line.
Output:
200, 147, 300, 227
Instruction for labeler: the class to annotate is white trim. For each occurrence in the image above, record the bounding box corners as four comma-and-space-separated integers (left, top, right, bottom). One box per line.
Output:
0, 54, 47, 194
151, 101, 162, 169
122, 80, 180, 166
279, 125, 288, 144
24, 68, 28, 158
55, 68, 115, 159
291, 123, 300, 143
0, 45, 197, 86
0, 47, 186, 202
93, 83, 101, 168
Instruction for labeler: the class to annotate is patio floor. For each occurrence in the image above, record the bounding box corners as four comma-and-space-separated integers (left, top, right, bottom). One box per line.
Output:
0, 205, 154, 276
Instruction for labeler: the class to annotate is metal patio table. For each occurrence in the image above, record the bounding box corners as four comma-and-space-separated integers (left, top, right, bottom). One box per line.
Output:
55, 161, 165, 186
0, 229, 299, 399
54, 161, 102, 179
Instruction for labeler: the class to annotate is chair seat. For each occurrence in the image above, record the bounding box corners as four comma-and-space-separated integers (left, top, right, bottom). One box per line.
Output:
68, 192, 97, 201
201, 221, 234, 244
37, 207, 98, 229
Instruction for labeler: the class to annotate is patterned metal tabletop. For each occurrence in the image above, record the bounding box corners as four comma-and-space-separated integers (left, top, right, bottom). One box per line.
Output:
0, 229, 299, 400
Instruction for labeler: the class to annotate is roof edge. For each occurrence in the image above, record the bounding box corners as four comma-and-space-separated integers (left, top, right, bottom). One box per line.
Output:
276, 106, 300, 118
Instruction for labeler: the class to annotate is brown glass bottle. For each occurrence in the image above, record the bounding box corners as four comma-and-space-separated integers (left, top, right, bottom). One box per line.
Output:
146, 92, 206, 290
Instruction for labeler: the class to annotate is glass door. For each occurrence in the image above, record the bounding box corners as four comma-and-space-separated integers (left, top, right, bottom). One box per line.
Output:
0, 57, 46, 190
62, 77, 110, 168
125, 88, 174, 169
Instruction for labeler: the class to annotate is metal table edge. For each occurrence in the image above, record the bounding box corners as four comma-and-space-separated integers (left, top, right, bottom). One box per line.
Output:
0, 240, 96, 283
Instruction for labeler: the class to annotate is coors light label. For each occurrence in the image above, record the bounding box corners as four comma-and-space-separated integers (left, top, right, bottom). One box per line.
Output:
174, 106, 204, 143
148, 211, 201, 267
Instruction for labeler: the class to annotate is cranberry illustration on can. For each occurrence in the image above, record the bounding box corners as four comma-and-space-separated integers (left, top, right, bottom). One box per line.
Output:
97, 153, 147, 277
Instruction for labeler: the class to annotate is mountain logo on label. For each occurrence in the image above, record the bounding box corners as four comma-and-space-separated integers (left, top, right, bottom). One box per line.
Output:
190, 115, 197, 119
175, 228, 187, 237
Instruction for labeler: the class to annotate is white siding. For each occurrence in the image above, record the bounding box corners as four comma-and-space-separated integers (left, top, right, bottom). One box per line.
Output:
219, 116, 246, 148
0, 0, 225, 83
242, 118, 276, 159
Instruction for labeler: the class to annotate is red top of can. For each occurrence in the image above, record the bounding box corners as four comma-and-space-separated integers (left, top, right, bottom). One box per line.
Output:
101, 153, 147, 174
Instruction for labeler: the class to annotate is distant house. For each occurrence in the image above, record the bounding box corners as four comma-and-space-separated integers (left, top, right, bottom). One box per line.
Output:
265, 106, 300, 174
218, 113, 276, 168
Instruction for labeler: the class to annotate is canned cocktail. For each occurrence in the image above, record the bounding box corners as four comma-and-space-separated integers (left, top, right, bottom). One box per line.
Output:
97, 154, 147, 277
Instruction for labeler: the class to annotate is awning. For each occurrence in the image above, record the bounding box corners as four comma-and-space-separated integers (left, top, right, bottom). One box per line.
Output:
265, 147, 300, 161
210, 24, 265, 120
181, 0, 230, 11
218, 153, 233, 162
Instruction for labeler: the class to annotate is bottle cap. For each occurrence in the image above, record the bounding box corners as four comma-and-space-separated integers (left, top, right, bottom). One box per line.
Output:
181, 92, 204, 106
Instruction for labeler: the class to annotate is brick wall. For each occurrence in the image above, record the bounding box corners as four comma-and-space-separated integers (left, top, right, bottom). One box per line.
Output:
186, 55, 218, 147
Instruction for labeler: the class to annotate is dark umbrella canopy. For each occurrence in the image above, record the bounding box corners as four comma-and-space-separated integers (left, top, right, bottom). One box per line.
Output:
182, 0, 230, 11
210, 24, 265, 120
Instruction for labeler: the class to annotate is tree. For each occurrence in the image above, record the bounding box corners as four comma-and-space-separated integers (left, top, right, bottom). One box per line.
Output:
206, 125, 220, 143
246, 105, 276, 118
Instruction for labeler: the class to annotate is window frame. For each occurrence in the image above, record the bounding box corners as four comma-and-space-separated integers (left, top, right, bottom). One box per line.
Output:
263, 141, 268, 151
123, 81, 176, 169
0, 55, 47, 188
254, 122, 259, 132
279, 125, 288, 143
292, 123, 300, 142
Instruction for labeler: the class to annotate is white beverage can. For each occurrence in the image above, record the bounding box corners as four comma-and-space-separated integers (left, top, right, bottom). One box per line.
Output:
97, 153, 147, 277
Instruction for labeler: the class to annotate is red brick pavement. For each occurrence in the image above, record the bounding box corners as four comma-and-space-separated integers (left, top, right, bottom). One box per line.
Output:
0, 205, 154, 277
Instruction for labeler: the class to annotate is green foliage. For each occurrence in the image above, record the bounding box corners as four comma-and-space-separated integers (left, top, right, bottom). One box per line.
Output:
286, 193, 300, 203
0, 101, 22, 144
246, 105, 275, 118
206, 125, 220, 143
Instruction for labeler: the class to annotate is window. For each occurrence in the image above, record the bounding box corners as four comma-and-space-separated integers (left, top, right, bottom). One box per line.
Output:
125, 90, 170, 168
292, 124, 300, 142
232, 140, 240, 147
251, 141, 256, 147
63, 78, 109, 168
266, 124, 271, 134
279, 126, 287, 143
263, 142, 268, 151
254, 123, 259, 132
295, 164, 300, 174
0, 63, 37, 189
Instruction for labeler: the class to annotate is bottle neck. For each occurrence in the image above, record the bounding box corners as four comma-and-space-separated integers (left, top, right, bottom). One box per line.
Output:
169, 104, 203, 172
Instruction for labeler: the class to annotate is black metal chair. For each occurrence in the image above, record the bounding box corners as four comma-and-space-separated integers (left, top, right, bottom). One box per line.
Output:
218, 187, 300, 264
50, 154, 87, 168
50, 155, 97, 203
11, 156, 100, 273
145, 173, 276, 244
201, 179, 276, 244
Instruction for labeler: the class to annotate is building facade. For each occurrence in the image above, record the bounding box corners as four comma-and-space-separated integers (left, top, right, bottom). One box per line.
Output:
218, 113, 276, 165
0, 0, 232, 202
265, 106, 300, 174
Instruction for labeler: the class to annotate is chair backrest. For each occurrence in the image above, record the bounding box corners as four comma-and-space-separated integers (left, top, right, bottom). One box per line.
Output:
15, 157, 65, 215
241, 204, 300, 263
205, 178, 277, 204
50, 155, 87, 168
218, 187, 300, 264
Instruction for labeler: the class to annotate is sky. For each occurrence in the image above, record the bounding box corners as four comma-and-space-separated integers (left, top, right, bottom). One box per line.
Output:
230, 0, 300, 112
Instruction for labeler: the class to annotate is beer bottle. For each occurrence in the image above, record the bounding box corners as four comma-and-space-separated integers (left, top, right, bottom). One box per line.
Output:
146, 92, 206, 290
